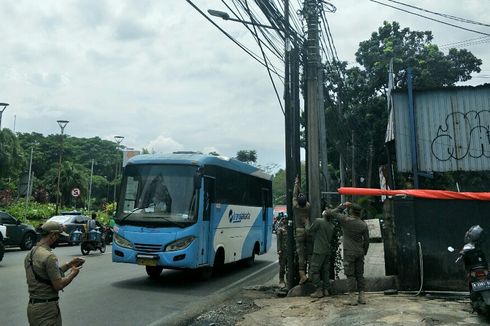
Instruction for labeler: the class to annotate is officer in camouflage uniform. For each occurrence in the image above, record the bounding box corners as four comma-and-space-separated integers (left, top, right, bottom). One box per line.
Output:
276, 218, 288, 288
304, 212, 334, 298
25, 221, 85, 325
324, 202, 369, 305
292, 175, 311, 284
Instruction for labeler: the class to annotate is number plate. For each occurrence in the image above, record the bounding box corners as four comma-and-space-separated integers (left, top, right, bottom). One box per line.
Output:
137, 258, 158, 266
472, 280, 490, 292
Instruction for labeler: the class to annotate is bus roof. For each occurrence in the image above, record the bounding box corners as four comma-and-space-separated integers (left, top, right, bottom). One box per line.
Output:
126, 152, 272, 181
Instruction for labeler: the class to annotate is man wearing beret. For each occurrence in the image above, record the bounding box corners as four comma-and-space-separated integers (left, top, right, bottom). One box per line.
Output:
324, 202, 370, 305
24, 221, 85, 325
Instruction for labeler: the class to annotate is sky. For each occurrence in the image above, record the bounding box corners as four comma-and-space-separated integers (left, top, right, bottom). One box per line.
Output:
0, 0, 489, 169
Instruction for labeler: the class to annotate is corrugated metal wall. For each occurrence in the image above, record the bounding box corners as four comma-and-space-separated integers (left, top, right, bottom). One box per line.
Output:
393, 85, 490, 172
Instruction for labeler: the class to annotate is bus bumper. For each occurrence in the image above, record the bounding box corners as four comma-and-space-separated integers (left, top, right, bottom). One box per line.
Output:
112, 240, 200, 269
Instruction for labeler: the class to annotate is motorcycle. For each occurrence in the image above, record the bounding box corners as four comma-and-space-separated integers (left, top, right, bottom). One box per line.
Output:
79, 227, 107, 255
103, 225, 113, 245
449, 225, 490, 315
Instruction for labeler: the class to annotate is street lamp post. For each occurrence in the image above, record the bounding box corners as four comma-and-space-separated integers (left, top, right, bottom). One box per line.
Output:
0, 103, 10, 130
113, 135, 124, 203
55, 120, 69, 215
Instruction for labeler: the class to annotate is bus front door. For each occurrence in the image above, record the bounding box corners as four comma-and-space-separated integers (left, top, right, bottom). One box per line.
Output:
261, 188, 270, 253
200, 176, 215, 266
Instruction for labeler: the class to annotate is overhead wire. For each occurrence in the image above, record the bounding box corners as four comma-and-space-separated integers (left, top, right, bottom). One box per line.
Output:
185, 0, 283, 78
223, 0, 284, 60
242, 0, 285, 114
385, 0, 490, 28
368, 0, 490, 37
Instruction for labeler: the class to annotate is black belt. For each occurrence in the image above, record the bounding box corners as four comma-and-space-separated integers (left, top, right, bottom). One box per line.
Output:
29, 297, 59, 304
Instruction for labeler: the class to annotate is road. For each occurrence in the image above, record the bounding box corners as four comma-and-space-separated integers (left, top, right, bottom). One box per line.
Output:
0, 241, 278, 326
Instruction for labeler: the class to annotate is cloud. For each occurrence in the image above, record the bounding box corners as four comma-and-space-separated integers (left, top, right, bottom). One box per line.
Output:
147, 135, 184, 154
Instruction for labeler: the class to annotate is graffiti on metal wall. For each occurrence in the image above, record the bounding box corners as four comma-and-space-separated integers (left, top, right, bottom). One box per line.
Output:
431, 110, 490, 161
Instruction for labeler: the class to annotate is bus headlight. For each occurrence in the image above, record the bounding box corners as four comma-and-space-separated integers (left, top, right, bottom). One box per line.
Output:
164, 236, 196, 252
114, 233, 133, 249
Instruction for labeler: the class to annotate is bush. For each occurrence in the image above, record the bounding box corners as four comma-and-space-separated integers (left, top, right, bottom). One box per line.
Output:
3, 200, 56, 223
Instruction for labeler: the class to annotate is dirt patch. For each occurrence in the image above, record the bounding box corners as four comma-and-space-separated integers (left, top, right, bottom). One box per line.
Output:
188, 285, 490, 326
186, 286, 280, 326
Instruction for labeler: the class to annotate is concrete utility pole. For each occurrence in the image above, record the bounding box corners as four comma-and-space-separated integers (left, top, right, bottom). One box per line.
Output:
318, 67, 330, 205
305, 0, 321, 219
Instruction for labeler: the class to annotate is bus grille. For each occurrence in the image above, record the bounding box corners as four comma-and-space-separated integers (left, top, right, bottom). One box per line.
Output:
134, 243, 163, 253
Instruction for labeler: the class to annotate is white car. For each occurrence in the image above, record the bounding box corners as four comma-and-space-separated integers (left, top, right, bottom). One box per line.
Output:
0, 225, 6, 262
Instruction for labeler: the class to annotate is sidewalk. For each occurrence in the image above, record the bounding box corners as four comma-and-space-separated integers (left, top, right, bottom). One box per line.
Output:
235, 242, 487, 325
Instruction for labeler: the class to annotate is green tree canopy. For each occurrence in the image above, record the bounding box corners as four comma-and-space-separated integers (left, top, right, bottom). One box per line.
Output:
236, 150, 257, 164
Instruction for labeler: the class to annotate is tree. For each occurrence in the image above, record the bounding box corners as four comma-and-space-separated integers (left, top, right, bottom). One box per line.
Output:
322, 21, 482, 190
355, 21, 482, 92
0, 129, 25, 180
235, 150, 257, 164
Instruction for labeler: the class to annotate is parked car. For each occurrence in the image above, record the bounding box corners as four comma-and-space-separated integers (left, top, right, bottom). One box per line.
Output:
0, 225, 6, 262
45, 212, 89, 244
0, 211, 39, 250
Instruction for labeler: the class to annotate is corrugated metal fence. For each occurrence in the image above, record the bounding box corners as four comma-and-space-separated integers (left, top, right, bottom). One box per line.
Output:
393, 85, 490, 172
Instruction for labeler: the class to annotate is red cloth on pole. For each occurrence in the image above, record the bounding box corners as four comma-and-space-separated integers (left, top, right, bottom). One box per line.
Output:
337, 187, 490, 201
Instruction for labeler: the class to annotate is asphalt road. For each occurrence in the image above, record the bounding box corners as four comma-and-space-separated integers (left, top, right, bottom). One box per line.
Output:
0, 240, 278, 326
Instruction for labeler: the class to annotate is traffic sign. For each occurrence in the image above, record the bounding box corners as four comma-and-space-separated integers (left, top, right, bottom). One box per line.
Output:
71, 188, 81, 197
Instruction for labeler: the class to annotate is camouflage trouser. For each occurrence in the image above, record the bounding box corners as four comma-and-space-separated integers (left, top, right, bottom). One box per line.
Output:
295, 228, 306, 271
343, 253, 365, 292
310, 253, 331, 292
27, 301, 62, 326
278, 253, 287, 280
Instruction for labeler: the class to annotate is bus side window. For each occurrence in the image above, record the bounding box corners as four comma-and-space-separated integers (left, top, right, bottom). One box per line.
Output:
204, 177, 215, 221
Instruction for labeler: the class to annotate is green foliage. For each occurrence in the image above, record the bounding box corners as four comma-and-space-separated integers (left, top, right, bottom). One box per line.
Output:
272, 169, 286, 204
355, 21, 481, 91
0, 129, 25, 179
4, 200, 56, 223
235, 150, 257, 163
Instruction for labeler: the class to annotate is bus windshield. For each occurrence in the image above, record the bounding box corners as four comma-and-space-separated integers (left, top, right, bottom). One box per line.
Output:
116, 164, 199, 227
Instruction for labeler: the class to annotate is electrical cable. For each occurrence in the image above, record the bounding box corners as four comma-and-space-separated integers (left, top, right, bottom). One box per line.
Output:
368, 0, 490, 37
243, 0, 285, 114
186, 0, 283, 78
385, 0, 490, 28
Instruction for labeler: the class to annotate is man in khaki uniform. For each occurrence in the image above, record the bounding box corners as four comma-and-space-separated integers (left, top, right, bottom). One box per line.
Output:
304, 213, 334, 298
276, 217, 288, 288
25, 221, 85, 325
325, 202, 370, 305
292, 175, 310, 284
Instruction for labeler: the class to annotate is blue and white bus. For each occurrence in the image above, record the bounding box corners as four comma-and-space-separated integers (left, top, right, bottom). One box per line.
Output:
112, 152, 273, 278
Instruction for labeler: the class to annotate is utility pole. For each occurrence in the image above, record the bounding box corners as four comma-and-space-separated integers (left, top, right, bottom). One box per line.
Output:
283, 0, 297, 289
318, 66, 330, 206
305, 0, 321, 219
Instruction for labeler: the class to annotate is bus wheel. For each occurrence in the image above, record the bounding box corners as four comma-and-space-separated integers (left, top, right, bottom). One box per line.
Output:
213, 248, 225, 276
146, 266, 163, 279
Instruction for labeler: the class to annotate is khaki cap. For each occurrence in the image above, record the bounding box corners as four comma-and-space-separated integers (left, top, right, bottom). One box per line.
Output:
41, 221, 69, 236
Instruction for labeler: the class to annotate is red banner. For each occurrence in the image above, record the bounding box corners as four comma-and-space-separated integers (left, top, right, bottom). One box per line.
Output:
337, 187, 490, 201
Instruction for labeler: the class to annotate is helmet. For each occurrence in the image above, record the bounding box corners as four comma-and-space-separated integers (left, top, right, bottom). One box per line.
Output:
464, 225, 485, 244
297, 193, 307, 207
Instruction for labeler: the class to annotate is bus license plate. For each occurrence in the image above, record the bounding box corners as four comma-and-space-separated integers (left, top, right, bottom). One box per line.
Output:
137, 258, 158, 266
472, 280, 490, 292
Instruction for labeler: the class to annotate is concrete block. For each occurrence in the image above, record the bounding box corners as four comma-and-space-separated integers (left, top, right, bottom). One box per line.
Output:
365, 219, 382, 241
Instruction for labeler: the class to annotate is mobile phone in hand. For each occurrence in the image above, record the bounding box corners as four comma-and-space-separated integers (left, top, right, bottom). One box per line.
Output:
75, 258, 85, 267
